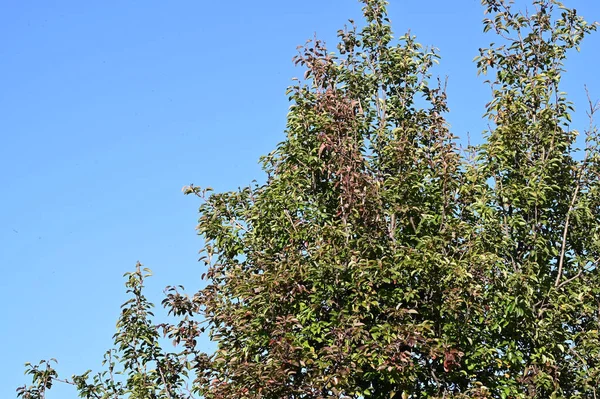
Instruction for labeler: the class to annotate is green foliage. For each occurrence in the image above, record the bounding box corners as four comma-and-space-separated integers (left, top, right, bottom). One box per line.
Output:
18, 0, 600, 398
18, 264, 198, 399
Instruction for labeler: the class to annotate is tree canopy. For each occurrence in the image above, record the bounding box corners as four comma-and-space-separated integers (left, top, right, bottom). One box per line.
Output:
18, 0, 600, 398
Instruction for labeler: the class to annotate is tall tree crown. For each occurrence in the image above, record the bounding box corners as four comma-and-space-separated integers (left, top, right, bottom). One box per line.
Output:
18, 1, 600, 398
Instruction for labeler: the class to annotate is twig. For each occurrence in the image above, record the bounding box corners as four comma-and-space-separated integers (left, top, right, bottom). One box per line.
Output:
554, 183, 580, 287
555, 269, 583, 290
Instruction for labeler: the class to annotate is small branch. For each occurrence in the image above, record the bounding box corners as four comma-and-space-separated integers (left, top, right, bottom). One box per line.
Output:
557, 87, 599, 287
556, 269, 583, 290
284, 209, 299, 233
554, 182, 580, 287
231, 217, 248, 233
156, 360, 174, 399
388, 213, 396, 244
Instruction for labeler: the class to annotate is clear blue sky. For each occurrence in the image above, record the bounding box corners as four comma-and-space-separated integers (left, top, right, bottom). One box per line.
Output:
2, 1, 598, 396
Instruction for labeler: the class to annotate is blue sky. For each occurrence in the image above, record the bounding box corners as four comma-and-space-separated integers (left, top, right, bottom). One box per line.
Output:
2, 1, 598, 396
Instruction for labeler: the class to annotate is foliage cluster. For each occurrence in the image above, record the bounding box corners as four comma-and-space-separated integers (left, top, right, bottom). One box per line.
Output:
18, 0, 600, 397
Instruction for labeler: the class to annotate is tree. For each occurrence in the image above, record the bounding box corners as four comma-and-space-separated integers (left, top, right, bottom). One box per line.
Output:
18, 0, 600, 398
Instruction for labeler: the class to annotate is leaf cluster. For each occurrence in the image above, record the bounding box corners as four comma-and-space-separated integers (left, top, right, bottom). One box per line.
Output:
18, 1, 600, 398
